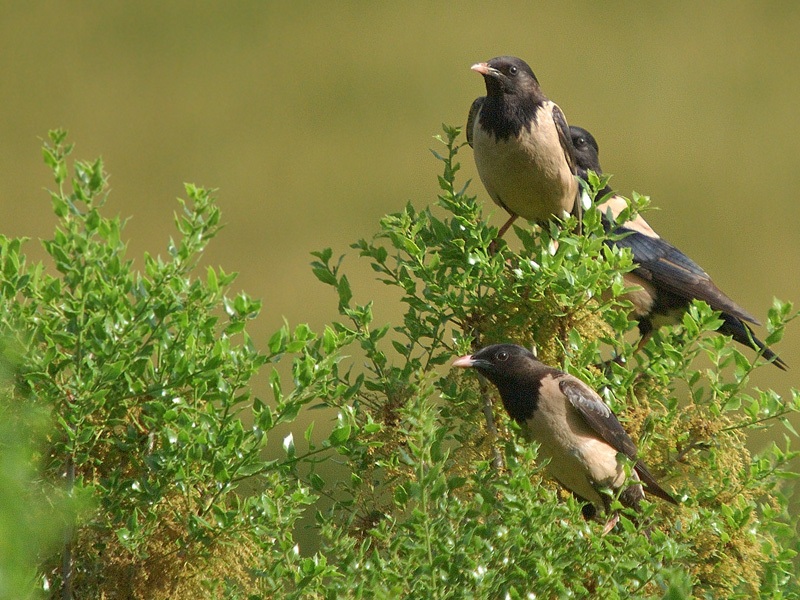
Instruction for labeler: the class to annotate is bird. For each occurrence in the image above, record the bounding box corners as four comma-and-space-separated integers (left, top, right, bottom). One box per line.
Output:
467, 56, 579, 242
570, 125, 786, 369
453, 343, 678, 531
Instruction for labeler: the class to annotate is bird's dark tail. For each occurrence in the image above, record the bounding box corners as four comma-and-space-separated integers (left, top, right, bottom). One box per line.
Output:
719, 314, 787, 370
634, 461, 679, 506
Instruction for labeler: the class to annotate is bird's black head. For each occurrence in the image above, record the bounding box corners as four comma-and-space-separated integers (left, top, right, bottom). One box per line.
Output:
453, 344, 557, 422
472, 56, 541, 98
570, 126, 602, 173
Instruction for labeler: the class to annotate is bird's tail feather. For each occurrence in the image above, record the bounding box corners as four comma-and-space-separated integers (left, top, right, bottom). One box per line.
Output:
720, 314, 787, 371
634, 461, 679, 505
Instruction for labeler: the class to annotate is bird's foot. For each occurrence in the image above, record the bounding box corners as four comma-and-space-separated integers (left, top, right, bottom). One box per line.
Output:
595, 354, 625, 376
601, 513, 619, 536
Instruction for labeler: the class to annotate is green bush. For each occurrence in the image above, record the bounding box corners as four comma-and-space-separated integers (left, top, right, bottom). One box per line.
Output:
0, 128, 798, 599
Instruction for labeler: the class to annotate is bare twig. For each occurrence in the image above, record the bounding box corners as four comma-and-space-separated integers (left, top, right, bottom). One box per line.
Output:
61, 456, 75, 600
479, 379, 504, 470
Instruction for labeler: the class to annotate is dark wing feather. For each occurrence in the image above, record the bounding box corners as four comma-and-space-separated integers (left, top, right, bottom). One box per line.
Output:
609, 224, 759, 325
634, 461, 679, 504
561, 377, 679, 505
552, 104, 580, 223
466, 97, 484, 148
719, 314, 788, 370
551, 104, 576, 174
559, 377, 637, 460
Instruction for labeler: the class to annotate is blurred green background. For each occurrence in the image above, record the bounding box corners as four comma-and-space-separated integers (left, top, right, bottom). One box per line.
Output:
1, 2, 798, 500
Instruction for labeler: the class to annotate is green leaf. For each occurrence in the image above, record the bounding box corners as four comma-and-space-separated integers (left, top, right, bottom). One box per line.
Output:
393, 484, 408, 506
282, 432, 295, 457
780, 417, 799, 438
207, 266, 218, 292
312, 265, 338, 286
268, 326, 288, 354
328, 424, 351, 446
337, 274, 353, 308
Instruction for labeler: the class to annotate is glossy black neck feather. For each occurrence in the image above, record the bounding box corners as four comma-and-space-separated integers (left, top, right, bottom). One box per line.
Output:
494, 375, 540, 423
482, 365, 561, 423
479, 93, 544, 142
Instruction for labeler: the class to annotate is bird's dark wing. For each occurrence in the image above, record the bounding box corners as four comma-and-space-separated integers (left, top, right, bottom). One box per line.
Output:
552, 104, 576, 175
609, 224, 759, 325
466, 97, 484, 148
561, 377, 679, 504
559, 377, 638, 460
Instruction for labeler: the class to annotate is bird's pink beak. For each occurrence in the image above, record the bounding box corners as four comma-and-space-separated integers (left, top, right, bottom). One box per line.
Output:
452, 354, 475, 368
471, 62, 490, 76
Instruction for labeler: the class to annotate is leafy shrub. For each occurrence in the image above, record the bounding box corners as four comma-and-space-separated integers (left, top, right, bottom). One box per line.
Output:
0, 128, 797, 599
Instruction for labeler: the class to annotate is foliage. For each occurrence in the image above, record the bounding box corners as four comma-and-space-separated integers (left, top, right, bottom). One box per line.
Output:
308, 126, 800, 599
0, 131, 356, 599
0, 128, 798, 598
0, 340, 74, 600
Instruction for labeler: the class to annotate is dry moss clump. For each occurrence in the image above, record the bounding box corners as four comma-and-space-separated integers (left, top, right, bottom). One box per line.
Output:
45, 489, 264, 599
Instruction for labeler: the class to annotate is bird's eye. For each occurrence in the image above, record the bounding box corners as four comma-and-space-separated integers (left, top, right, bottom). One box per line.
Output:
575, 136, 585, 147
508, 65, 518, 76
496, 350, 509, 362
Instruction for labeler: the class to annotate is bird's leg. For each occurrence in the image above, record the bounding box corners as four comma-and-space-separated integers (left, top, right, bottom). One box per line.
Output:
599, 329, 653, 373
494, 213, 519, 240
597, 354, 626, 378
601, 513, 620, 536
496, 213, 519, 239
488, 213, 519, 254
598, 488, 620, 535
635, 330, 653, 355
574, 196, 584, 235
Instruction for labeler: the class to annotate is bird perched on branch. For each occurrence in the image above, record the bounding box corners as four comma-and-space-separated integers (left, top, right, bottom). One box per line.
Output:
570, 125, 786, 369
453, 343, 677, 532
467, 56, 579, 242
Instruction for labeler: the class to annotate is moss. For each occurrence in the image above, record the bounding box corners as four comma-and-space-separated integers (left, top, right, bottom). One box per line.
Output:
52, 489, 264, 599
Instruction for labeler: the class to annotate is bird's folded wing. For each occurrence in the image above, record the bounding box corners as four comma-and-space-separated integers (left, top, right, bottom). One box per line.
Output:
552, 104, 576, 175
561, 377, 679, 505
609, 224, 759, 325
559, 377, 638, 460
466, 97, 484, 149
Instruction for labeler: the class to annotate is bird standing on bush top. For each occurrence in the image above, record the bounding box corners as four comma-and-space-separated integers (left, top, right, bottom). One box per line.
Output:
570, 125, 786, 369
467, 56, 579, 242
453, 344, 677, 531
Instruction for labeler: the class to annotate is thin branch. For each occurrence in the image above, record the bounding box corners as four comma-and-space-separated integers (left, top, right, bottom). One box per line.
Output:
61, 455, 75, 600
478, 378, 504, 470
